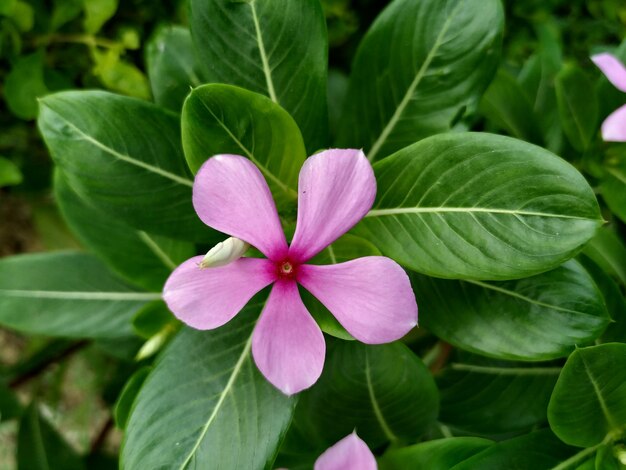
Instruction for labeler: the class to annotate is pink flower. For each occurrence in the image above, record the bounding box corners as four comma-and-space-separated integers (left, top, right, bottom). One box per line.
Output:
163, 149, 417, 395
592, 53, 626, 142
314, 432, 377, 470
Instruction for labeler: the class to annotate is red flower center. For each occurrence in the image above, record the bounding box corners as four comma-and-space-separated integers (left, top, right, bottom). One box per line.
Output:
276, 259, 298, 280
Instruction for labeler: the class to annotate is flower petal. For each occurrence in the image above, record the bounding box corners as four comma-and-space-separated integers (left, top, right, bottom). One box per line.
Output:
252, 280, 325, 395
592, 53, 626, 93
314, 432, 377, 470
193, 154, 288, 260
298, 257, 417, 344
289, 149, 376, 263
163, 256, 275, 330
601, 104, 626, 142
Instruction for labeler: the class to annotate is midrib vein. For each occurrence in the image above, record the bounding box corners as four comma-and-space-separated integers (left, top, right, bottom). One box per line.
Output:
178, 334, 253, 470
579, 353, 619, 432
367, 1, 464, 161
365, 350, 398, 442
57, 115, 193, 187
0, 290, 162, 300
137, 231, 178, 270
250, 1, 278, 103
450, 363, 562, 375
366, 206, 597, 221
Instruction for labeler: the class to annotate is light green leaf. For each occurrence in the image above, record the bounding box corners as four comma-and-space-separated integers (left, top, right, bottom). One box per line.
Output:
54, 171, 194, 292
0, 252, 157, 338
355, 132, 603, 280
548, 343, 626, 447
189, 0, 328, 152
4, 51, 48, 120
38, 90, 215, 242
336, 0, 503, 161
182, 84, 306, 205
0, 156, 22, 186
413, 260, 609, 360
91, 48, 151, 99
146, 25, 202, 112
122, 298, 296, 469
83, 0, 118, 33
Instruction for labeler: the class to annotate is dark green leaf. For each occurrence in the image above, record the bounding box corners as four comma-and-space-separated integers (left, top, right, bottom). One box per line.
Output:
548, 343, 626, 447
296, 341, 439, 449
583, 227, 626, 286
132, 301, 176, 338
189, 0, 328, 151
38, 90, 214, 242
122, 297, 296, 469
146, 25, 202, 112
379, 437, 493, 470
4, 51, 48, 120
601, 160, 626, 225
555, 65, 598, 151
336, 0, 503, 161
414, 260, 609, 360
17, 403, 84, 470
0, 252, 157, 338
0, 382, 22, 421
114, 366, 150, 430
54, 171, 194, 292
182, 84, 305, 205
355, 132, 602, 280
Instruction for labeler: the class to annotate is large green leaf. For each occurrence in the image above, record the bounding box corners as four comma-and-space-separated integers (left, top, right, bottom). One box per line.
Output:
295, 341, 439, 449
0, 252, 157, 338
438, 357, 560, 435
601, 159, 626, 225
413, 260, 609, 360
146, 25, 203, 112
122, 297, 296, 469
17, 403, 84, 470
548, 343, 626, 448
336, 0, 503, 161
38, 90, 212, 242
189, 0, 328, 152
55, 171, 195, 292
356, 133, 602, 280
379, 437, 493, 470
182, 84, 306, 205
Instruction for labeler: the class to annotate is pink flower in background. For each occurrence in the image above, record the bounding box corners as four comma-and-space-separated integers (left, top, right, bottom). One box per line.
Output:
163, 149, 417, 395
592, 53, 626, 141
314, 432, 377, 470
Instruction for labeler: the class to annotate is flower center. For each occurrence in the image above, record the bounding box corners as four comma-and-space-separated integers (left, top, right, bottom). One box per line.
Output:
281, 262, 293, 275
276, 259, 298, 280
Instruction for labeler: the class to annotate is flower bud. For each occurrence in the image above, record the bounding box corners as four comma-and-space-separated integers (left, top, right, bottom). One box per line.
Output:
199, 237, 250, 269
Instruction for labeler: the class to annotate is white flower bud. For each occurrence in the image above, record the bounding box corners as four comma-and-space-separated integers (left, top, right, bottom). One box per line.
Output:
198, 237, 250, 269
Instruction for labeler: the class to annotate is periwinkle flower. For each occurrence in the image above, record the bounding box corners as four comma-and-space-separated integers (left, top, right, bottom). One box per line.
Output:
314, 432, 377, 470
592, 52, 626, 141
163, 149, 417, 394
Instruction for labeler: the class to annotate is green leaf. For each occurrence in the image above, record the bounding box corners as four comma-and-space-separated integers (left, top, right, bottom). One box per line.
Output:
132, 301, 175, 338
413, 260, 609, 360
355, 132, 603, 280
122, 297, 296, 469
0, 156, 22, 186
114, 366, 150, 430
51, 0, 82, 30
54, 171, 194, 292
4, 50, 48, 120
0, 382, 22, 421
601, 160, 626, 225
91, 49, 151, 99
295, 341, 439, 449
146, 25, 202, 112
451, 429, 576, 470
38, 90, 215, 242
583, 227, 626, 286
182, 84, 306, 205
0, 252, 158, 338
548, 343, 626, 447
189, 0, 328, 151
336, 0, 503, 161
17, 403, 84, 470
379, 437, 493, 470
438, 358, 560, 435
479, 68, 544, 145
83, 0, 117, 33
555, 65, 598, 152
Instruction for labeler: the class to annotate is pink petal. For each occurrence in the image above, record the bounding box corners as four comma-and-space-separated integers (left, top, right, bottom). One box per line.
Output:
252, 280, 325, 395
601, 104, 626, 142
314, 432, 377, 470
298, 257, 417, 344
193, 155, 288, 261
592, 53, 626, 93
163, 256, 275, 330
289, 149, 376, 263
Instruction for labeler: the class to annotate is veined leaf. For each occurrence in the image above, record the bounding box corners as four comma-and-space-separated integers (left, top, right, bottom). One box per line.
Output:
38, 90, 213, 242
355, 132, 602, 280
336, 0, 503, 161
189, 0, 328, 151
0, 252, 157, 338
413, 260, 609, 360
601, 160, 626, 225
122, 297, 296, 469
